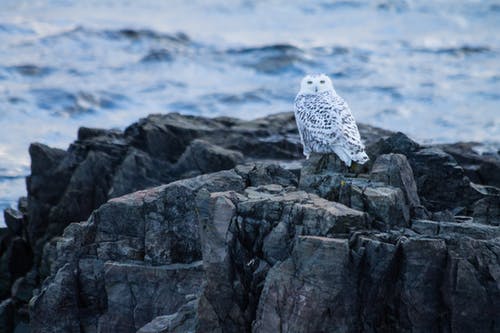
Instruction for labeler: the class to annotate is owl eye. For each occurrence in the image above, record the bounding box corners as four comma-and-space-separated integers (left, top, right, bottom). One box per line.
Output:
307, 81, 313, 84
320, 80, 325, 84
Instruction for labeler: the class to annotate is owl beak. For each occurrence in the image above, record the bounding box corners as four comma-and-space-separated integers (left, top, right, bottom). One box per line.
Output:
314, 86, 318, 93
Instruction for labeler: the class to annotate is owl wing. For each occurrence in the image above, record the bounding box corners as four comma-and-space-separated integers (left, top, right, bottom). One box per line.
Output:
294, 94, 342, 153
333, 96, 365, 151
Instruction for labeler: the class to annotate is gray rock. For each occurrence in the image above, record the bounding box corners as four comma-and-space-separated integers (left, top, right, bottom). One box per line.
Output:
8, 110, 499, 332
363, 186, 409, 228
77, 258, 106, 330
174, 139, 244, 176
195, 187, 368, 332
370, 153, 420, 208
366, 131, 421, 162
30, 263, 80, 333
442, 238, 500, 332
411, 219, 500, 239
351, 236, 398, 332
137, 299, 198, 333
397, 237, 448, 332
0, 236, 33, 299
438, 141, 500, 188
9, 111, 392, 331
473, 196, 500, 225
3, 208, 24, 236
108, 148, 173, 198
409, 147, 480, 211
98, 261, 204, 333
254, 236, 356, 333
0, 298, 14, 333
300, 154, 410, 228
30, 169, 249, 333
235, 163, 298, 188
11, 274, 36, 303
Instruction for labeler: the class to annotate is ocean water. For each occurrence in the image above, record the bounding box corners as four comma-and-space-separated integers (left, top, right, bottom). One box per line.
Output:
0, 0, 499, 225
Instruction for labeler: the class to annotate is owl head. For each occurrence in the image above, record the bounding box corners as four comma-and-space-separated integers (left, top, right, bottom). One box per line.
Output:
298, 73, 335, 95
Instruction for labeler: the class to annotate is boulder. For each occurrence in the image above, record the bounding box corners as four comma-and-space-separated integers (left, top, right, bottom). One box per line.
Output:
195, 186, 369, 332
98, 261, 204, 333
438, 142, 500, 187
370, 153, 420, 208
138, 299, 198, 333
0, 298, 14, 333
173, 139, 244, 176
30, 263, 80, 333
108, 148, 173, 198
473, 196, 500, 225
409, 147, 480, 211
253, 236, 356, 333
3, 209, 24, 236
30, 168, 256, 333
300, 153, 411, 228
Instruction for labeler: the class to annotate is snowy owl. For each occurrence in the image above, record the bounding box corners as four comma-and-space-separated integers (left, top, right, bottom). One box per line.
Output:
294, 73, 369, 167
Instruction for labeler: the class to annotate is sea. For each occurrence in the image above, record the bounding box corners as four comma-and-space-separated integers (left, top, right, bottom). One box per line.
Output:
0, 0, 499, 225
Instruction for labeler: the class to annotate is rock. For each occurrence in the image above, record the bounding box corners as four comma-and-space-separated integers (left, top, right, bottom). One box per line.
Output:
473, 196, 500, 225
409, 147, 480, 211
11, 274, 36, 303
366, 132, 420, 161
350, 236, 398, 332
138, 299, 198, 333
438, 142, 500, 187
7, 238, 32, 287
397, 237, 448, 332
254, 236, 356, 333
235, 163, 298, 188
77, 258, 106, 329
299, 154, 411, 228
98, 261, 204, 333
47, 150, 118, 236
363, 186, 409, 228
13, 111, 391, 327
174, 139, 244, 176
0, 298, 14, 333
108, 148, 173, 198
26, 143, 71, 250
3, 208, 24, 236
30, 169, 250, 333
195, 186, 369, 332
17, 197, 28, 215
370, 153, 420, 208
6, 111, 498, 332
411, 219, 500, 239
442, 238, 500, 332
365, 133, 499, 214
30, 263, 80, 333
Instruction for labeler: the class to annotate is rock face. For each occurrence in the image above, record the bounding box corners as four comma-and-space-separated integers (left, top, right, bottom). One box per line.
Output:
1, 111, 499, 332
196, 187, 369, 333
29, 164, 301, 333
195, 183, 499, 333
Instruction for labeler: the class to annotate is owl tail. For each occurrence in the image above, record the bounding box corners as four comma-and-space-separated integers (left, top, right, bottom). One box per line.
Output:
333, 146, 353, 167
353, 151, 369, 165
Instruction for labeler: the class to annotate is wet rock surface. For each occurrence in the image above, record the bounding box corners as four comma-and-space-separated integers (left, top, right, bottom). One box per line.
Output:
0, 112, 498, 332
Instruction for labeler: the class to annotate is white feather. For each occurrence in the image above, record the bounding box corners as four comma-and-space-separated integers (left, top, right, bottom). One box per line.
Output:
294, 73, 369, 166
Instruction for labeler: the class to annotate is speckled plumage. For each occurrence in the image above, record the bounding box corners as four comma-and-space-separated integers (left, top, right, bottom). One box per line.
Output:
294, 74, 369, 166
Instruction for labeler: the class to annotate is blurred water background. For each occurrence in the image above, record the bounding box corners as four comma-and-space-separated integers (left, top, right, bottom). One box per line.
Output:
0, 0, 499, 225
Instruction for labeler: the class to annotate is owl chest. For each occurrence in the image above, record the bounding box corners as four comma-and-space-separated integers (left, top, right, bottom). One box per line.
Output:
298, 102, 337, 125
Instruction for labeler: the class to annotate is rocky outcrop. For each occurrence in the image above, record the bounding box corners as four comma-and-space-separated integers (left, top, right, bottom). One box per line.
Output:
196, 173, 499, 333
195, 186, 369, 333
29, 164, 300, 333
1, 112, 499, 332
